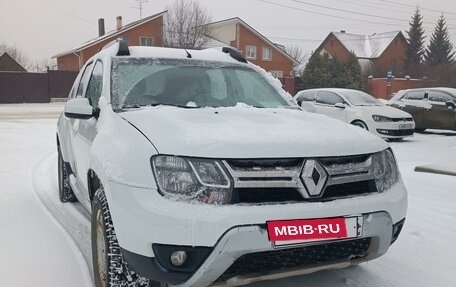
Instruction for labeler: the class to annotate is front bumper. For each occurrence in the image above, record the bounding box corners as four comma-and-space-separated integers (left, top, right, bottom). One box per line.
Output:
122, 212, 400, 287
371, 121, 415, 138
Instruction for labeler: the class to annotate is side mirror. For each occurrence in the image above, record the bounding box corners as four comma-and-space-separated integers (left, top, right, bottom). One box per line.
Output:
334, 102, 346, 109
64, 98, 93, 119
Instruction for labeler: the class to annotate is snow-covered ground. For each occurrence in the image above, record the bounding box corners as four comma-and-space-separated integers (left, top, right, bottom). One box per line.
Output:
0, 104, 455, 287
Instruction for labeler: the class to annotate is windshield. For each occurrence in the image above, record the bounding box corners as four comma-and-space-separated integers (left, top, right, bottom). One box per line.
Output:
339, 90, 384, 106
111, 58, 291, 110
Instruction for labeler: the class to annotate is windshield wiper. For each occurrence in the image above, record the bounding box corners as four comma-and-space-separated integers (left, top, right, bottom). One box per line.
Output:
148, 102, 200, 109
121, 104, 148, 109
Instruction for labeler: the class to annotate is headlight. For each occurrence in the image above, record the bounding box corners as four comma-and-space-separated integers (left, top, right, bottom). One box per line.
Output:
372, 149, 399, 192
151, 156, 233, 204
372, 115, 393, 122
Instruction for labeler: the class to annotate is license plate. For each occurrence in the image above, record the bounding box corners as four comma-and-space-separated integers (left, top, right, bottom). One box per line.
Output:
267, 217, 361, 246
399, 124, 412, 129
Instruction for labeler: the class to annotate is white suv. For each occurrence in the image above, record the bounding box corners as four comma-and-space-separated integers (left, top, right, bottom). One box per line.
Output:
57, 40, 407, 287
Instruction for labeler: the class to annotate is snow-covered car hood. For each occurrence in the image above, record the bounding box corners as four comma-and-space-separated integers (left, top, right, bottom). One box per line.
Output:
359, 105, 413, 118
119, 106, 389, 158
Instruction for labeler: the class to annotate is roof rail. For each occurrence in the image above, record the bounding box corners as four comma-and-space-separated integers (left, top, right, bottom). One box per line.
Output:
101, 38, 130, 56
222, 47, 247, 63
117, 39, 130, 56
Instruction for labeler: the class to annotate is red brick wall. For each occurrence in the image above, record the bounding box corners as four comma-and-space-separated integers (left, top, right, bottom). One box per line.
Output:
371, 35, 406, 77
318, 35, 351, 60
234, 24, 295, 94
57, 16, 163, 71
236, 24, 293, 76
57, 54, 80, 72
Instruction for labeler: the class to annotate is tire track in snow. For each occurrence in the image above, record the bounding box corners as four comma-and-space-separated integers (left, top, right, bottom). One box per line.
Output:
32, 150, 94, 286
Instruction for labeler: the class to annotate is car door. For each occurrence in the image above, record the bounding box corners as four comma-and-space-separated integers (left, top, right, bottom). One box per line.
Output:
425, 90, 456, 130
72, 60, 103, 203
314, 91, 347, 122
395, 90, 427, 128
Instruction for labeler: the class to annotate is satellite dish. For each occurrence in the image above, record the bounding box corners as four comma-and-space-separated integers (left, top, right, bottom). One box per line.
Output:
289, 70, 295, 77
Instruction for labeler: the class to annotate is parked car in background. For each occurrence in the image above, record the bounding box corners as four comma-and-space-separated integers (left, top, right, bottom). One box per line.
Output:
389, 87, 456, 131
294, 88, 415, 140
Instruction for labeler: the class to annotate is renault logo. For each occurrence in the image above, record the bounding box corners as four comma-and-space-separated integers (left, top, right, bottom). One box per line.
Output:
301, 159, 328, 197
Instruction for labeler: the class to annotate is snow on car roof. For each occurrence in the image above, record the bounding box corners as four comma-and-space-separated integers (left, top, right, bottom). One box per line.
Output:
124, 46, 244, 65
397, 87, 456, 95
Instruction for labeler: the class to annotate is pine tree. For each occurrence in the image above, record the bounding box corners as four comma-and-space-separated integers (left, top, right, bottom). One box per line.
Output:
300, 51, 362, 90
301, 52, 331, 89
425, 15, 455, 67
404, 8, 426, 76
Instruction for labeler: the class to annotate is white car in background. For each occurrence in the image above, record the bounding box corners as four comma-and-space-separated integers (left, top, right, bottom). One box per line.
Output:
294, 88, 415, 140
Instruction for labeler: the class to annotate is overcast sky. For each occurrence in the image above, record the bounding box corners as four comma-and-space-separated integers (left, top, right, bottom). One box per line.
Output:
1, 0, 456, 65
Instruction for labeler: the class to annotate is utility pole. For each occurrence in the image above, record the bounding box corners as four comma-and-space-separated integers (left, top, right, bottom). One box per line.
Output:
131, 0, 148, 19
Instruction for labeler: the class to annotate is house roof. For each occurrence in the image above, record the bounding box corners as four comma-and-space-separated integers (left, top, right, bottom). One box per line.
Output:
204, 17, 299, 65
330, 31, 404, 59
53, 11, 166, 58
0, 52, 27, 72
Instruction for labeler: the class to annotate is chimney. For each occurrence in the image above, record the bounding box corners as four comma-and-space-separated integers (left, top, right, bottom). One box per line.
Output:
98, 18, 105, 37
116, 16, 123, 30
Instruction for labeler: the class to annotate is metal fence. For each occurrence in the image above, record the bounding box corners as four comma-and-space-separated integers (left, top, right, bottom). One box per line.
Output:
0, 70, 78, 103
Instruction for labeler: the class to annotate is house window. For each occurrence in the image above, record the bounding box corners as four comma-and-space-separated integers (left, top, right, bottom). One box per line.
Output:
140, 36, 154, 46
262, 47, 272, 60
246, 45, 257, 59
270, 70, 283, 78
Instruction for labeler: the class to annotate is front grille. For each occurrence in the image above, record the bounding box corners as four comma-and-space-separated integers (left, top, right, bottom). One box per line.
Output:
377, 129, 414, 136
234, 188, 304, 204
223, 155, 375, 204
391, 117, 414, 122
217, 238, 371, 281
322, 180, 377, 199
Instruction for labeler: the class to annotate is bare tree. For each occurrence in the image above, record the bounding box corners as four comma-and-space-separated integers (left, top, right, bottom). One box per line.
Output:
163, 0, 214, 49
0, 43, 33, 71
286, 45, 309, 76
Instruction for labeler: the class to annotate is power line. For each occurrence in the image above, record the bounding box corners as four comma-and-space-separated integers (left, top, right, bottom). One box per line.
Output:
38, 0, 91, 25
257, 0, 406, 27
288, 0, 436, 25
376, 0, 456, 16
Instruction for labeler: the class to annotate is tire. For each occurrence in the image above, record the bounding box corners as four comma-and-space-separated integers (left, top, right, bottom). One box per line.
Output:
415, 128, 426, 132
92, 188, 157, 287
58, 148, 78, 203
351, 120, 369, 130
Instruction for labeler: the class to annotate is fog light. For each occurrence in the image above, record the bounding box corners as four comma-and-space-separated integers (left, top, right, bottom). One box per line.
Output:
170, 250, 187, 266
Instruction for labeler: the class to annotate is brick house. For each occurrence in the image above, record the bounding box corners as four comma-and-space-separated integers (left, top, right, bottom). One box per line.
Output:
204, 17, 299, 94
315, 31, 407, 77
54, 11, 165, 71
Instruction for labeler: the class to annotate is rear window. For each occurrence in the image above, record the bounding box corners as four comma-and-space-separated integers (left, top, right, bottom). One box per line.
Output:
428, 91, 454, 102
404, 91, 425, 100
296, 91, 315, 102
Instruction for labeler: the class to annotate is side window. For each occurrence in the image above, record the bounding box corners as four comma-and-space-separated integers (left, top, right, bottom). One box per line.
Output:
316, 91, 344, 105
428, 91, 454, 103
296, 92, 315, 103
404, 91, 425, 100
76, 62, 94, 98
85, 61, 103, 110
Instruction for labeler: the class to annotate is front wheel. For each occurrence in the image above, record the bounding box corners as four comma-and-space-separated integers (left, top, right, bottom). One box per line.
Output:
92, 188, 161, 287
351, 120, 369, 130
